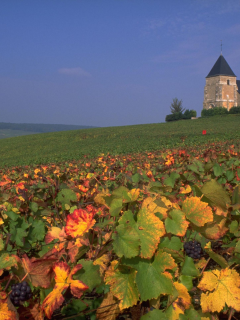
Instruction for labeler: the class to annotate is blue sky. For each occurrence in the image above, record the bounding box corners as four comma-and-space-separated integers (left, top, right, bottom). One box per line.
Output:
1, 0, 240, 127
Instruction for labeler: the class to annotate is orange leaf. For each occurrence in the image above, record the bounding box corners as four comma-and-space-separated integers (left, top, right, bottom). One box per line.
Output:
42, 262, 88, 319
0, 296, 19, 320
45, 227, 66, 244
65, 207, 96, 237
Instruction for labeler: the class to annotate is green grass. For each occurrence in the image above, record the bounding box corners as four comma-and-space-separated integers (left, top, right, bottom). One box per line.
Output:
0, 114, 240, 168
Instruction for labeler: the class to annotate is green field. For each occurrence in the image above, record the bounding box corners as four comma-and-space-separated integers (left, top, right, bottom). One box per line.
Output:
0, 114, 239, 168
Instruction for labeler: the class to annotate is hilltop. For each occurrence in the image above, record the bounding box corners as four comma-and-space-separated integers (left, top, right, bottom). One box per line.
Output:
0, 115, 239, 168
0, 122, 96, 139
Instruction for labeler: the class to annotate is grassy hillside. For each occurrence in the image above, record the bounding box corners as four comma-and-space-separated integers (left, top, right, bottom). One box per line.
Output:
0, 115, 239, 168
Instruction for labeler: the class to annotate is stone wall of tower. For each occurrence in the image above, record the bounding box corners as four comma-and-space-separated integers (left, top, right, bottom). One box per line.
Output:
237, 92, 240, 106
203, 75, 237, 110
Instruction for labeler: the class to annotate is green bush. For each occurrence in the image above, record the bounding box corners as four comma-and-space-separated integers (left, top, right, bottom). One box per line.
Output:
201, 107, 228, 117
165, 112, 183, 122
229, 106, 240, 114
182, 109, 197, 119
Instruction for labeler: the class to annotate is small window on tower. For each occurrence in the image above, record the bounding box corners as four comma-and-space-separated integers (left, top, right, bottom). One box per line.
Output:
227, 80, 230, 85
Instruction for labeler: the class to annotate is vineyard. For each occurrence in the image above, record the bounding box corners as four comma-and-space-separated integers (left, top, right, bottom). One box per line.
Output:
0, 114, 240, 167
0, 119, 240, 319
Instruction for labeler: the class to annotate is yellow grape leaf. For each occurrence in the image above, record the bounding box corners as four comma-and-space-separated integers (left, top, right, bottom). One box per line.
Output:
94, 189, 111, 206
42, 262, 88, 319
65, 207, 96, 237
195, 258, 208, 270
198, 268, 240, 313
93, 253, 112, 276
127, 188, 140, 202
179, 185, 192, 194
45, 227, 66, 244
182, 197, 213, 227
142, 196, 171, 220
137, 207, 165, 259
196, 216, 228, 240
96, 292, 120, 320
165, 282, 191, 320
104, 260, 139, 310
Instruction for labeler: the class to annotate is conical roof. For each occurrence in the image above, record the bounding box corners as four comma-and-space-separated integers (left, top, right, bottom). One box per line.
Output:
206, 54, 236, 78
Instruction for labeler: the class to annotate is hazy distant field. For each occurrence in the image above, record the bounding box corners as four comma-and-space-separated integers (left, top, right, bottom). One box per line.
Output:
0, 129, 40, 139
0, 114, 239, 167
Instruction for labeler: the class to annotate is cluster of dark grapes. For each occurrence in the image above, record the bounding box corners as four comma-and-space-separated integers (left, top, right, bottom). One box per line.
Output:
10, 281, 32, 306
184, 240, 202, 259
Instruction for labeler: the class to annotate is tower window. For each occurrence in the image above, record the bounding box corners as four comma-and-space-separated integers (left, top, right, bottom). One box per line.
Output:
227, 80, 230, 85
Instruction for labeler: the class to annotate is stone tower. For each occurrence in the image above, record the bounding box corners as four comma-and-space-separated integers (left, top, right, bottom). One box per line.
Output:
203, 54, 240, 110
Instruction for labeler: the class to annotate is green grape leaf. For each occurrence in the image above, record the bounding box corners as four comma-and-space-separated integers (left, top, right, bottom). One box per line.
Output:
135, 250, 176, 301
56, 188, 77, 206
165, 209, 189, 236
75, 259, 102, 291
141, 310, 168, 320
104, 260, 139, 310
181, 256, 199, 277
201, 179, 231, 210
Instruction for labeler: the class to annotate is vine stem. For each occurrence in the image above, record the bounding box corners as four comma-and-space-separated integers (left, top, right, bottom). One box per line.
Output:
4, 233, 11, 250
200, 257, 211, 277
4, 275, 13, 291
228, 307, 234, 320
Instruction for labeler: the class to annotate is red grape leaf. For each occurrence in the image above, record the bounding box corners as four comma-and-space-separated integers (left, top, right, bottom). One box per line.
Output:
65, 207, 96, 237
21, 255, 57, 288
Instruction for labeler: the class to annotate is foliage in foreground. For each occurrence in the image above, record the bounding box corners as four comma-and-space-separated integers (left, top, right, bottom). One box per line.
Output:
0, 140, 240, 319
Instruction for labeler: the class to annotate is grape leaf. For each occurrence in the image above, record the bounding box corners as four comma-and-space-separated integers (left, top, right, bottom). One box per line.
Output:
182, 197, 213, 227
96, 292, 120, 320
136, 207, 165, 259
198, 268, 240, 313
104, 260, 139, 310
75, 259, 101, 291
0, 253, 19, 272
42, 262, 88, 319
45, 227, 66, 244
165, 282, 191, 320
134, 250, 176, 301
56, 188, 77, 206
181, 256, 199, 277
20, 254, 57, 288
93, 253, 112, 276
201, 179, 231, 210
18, 302, 44, 320
165, 209, 189, 236
0, 296, 19, 320
112, 210, 140, 258
142, 196, 172, 220
141, 309, 168, 320
65, 207, 96, 237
